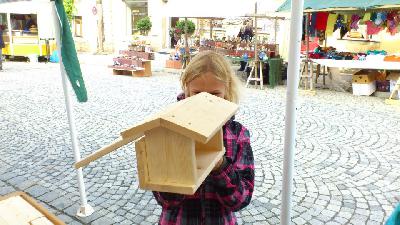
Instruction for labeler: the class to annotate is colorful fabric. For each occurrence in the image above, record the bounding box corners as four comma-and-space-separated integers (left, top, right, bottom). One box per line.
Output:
153, 93, 255, 225
385, 203, 400, 225
350, 15, 361, 30
310, 13, 317, 37
315, 12, 330, 31
363, 13, 371, 22
326, 13, 338, 36
366, 21, 382, 35
387, 11, 399, 35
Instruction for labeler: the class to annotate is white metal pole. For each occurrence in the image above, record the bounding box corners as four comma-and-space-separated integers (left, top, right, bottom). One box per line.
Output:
280, 0, 304, 224
51, 2, 94, 217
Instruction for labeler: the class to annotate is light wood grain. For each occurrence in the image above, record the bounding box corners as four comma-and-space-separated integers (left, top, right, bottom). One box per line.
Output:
196, 129, 223, 152
74, 134, 143, 169
161, 92, 238, 143
120, 117, 160, 139
0, 192, 65, 225
164, 129, 196, 185
135, 137, 148, 189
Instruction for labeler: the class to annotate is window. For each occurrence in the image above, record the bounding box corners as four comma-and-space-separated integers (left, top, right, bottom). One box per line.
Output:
73, 16, 82, 37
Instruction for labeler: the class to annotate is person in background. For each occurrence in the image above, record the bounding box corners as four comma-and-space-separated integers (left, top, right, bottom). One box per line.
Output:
237, 20, 248, 72
23, 15, 35, 32
243, 20, 254, 42
153, 50, 255, 225
10, 15, 18, 30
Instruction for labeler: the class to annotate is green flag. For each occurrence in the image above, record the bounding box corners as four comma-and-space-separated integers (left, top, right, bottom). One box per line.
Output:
55, 0, 87, 102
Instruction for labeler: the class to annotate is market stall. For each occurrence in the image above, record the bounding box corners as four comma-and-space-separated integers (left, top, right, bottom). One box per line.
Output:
0, 1, 57, 60
278, 0, 400, 99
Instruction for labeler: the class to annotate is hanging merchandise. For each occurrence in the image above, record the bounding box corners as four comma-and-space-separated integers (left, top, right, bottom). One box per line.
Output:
374, 12, 385, 26
310, 13, 317, 37
315, 12, 329, 31
326, 13, 338, 36
334, 14, 348, 39
365, 21, 382, 35
386, 11, 399, 35
350, 14, 361, 30
363, 13, 371, 22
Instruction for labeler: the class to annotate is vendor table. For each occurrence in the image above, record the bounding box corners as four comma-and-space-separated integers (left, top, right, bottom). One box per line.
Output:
311, 59, 400, 70
310, 59, 400, 87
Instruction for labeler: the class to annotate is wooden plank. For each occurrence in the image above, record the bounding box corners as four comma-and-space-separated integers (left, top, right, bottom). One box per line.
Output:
195, 149, 225, 189
141, 182, 196, 195
135, 137, 148, 189
0, 192, 65, 225
30, 217, 54, 225
144, 127, 167, 184
20, 192, 64, 225
0, 196, 43, 224
196, 129, 223, 152
74, 134, 143, 169
142, 60, 152, 76
164, 129, 196, 185
161, 92, 238, 143
120, 118, 160, 139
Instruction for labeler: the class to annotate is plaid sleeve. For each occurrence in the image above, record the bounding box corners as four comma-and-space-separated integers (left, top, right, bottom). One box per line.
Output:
209, 127, 255, 211
152, 191, 186, 208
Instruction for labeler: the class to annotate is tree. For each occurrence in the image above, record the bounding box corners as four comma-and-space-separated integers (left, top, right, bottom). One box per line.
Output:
175, 20, 195, 36
63, 0, 74, 22
136, 17, 152, 35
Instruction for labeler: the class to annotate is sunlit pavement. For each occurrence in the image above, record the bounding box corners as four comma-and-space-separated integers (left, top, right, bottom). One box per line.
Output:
0, 54, 399, 224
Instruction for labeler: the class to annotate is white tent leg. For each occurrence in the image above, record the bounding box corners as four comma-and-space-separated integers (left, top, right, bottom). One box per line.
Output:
51, 2, 94, 217
280, 0, 304, 225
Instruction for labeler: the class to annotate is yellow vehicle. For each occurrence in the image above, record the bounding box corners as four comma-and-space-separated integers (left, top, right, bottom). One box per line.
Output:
0, 0, 57, 61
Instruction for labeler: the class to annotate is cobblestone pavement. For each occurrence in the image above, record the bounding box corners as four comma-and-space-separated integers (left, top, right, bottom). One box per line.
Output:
1, 55, 400, 225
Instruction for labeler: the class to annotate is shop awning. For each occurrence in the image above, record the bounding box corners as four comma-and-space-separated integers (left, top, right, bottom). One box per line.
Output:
161, 0, 283, 18
276, 0, 400, 12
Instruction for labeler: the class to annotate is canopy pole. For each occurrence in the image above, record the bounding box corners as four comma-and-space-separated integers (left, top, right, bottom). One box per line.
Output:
52, 2, 94, 217
209, 19, 213, 39
280, 0, 304, 224
253, 2, 260, 88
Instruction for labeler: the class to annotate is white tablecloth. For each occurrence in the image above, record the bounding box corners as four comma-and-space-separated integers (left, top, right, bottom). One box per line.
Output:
311, 59, 400, 70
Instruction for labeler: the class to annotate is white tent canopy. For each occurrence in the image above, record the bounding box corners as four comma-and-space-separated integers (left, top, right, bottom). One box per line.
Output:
161, 0, 285, 18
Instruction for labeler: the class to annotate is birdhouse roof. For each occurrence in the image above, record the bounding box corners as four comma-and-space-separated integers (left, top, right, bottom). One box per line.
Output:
121, 92, 239, 143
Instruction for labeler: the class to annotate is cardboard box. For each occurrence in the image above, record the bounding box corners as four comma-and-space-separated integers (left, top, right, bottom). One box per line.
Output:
352, 70, 380, 84
352, 81, 376, 96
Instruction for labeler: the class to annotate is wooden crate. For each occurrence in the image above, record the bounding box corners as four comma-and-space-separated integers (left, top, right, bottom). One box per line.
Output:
165, 60, 182, 69
108, 65, 148, 77
0, 192, 65, 225
119, 50, 155, 60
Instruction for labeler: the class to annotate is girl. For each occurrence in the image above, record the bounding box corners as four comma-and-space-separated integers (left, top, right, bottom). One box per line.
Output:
153, 51, 255, 225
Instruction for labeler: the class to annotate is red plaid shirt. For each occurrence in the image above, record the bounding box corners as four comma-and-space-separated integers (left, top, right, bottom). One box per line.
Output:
153, 94, 255, 225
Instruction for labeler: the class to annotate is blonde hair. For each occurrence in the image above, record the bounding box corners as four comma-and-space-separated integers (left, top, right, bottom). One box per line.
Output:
180, 51, 241, 103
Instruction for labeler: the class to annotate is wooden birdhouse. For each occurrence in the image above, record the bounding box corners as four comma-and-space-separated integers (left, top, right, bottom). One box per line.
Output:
75, 92, 238, 195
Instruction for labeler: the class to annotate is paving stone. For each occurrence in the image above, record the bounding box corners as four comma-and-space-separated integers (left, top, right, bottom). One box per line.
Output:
91, 217, 115, 225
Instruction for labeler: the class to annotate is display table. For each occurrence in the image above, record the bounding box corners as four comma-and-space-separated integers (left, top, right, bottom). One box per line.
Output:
310, 59, 400, 86
311, 59, 400, 70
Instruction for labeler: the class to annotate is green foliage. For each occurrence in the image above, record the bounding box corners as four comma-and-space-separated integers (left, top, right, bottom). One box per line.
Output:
175, 20, 195, 35
136, 17, 152, 35
63, 0, 74, 22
